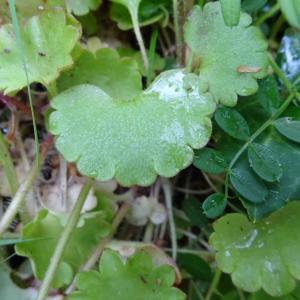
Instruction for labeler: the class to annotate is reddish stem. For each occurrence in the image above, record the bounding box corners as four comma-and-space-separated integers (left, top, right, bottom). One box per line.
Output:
0, 93, 31, 115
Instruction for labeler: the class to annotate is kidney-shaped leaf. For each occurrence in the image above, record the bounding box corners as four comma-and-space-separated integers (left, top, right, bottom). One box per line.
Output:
50, 70, 216, 186
184, 2, 268, 106
0, 10, 80, 94
210, 201, 300, 297
15, 209, 110, 288
69, 249, 185, 300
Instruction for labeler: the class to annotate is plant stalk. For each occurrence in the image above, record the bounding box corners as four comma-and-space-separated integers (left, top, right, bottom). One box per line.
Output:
161, 177, 177, 261
0, 131, 18, 195
204, 268, 222, 300
36, 179, 93, 300
130, 8, 149, 71
255, 3, 280, 26
173, 0, 184, 65
0, 160, 37, 236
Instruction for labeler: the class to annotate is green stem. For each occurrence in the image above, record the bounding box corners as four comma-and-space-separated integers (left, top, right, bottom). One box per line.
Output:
146, 27, 158, 86
161, 177, 177, 261
0, 132, 18, 195
255, 3, 281, 26
130, 7, 149, 71
225, 93, 295, 199
0, 160, 38, 235
204, 268, 222, 300
36, 179, 93, 300
173, 0, 183, 65
268, 53, 294, 92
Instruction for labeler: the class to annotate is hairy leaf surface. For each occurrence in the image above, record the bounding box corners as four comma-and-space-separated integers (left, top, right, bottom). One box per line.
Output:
50, 70, 216, 186
0, 10, 80, 93
184, 2, 268, 106
210, 201, 300, 297
57, 48, 141, 99
69, 249, 185, 300
15, 209, 110, 288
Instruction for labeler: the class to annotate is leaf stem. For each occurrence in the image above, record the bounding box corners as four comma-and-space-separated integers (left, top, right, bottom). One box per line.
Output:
65, 202, 131, 295
204, 268, 222, 300
0, 131, 18, 195
173, 0, 183, 65
255, 3, 280, 26
36, 179, 93, 300
161, 177, 177, 261
130, 7, 149, 71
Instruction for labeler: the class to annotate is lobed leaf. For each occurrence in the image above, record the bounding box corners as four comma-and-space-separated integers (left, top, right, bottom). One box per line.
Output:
210, 201, 300, 297
50, 70, 216, 186
184, 2, 268, 106
66, 0, 102, 16
220, 0, 241, 27
15, 209, 110, 288
0, 10, 80, 94
69, 249, 185, 300
57, 47, 142, 99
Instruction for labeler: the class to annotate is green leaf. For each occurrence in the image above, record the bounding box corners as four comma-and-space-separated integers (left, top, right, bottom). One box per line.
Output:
69, 249, 185, 300
230, 158, 268, 203
117, 46, 165, 78
203, 193, 227, 219
255, 76, 281, 116
182, 197, 209, 228
242, 135, 300, 220
66, 0, 102, 16
178, 253, 212, 281
57, 48, 142, 100
274, 118, 300, 143
210, 201, 300, 297
50, 70, 216, 186
15, 209, 110, 288
0, 0, 65, 24
215, 81, 300, 219
220, 0, 241, 27
215, 106, 250, 141
193, 147, 228, 174
278, 0, 300, 29
0, 10, 80, 94
242, 0, 267, 14
184, 2, 268, 106
248, 143, 282, 182
0, 264, 31, 300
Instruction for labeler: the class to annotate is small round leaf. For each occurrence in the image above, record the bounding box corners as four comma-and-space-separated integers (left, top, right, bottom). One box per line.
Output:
274, 118, 300, 143
215, 106, 250, 141
202, 193, 227, 219
193, 148, 228, 174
